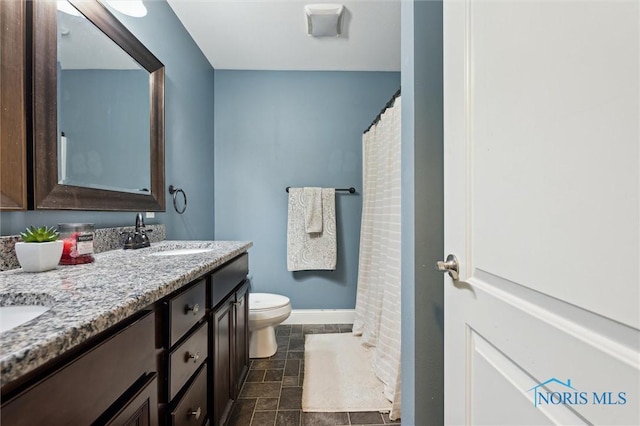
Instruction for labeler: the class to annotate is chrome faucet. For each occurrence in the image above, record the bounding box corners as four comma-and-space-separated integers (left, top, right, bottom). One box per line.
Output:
135, 213, 145, 232
123, 213, 152, 249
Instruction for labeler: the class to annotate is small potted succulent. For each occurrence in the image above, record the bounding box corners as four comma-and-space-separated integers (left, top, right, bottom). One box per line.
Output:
15, 226, 64, 272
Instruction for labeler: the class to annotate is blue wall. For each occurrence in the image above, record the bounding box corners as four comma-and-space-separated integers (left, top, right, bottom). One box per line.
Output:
1, 0, 215, 240
59, 69, 150, 191
214, 70, 400, 309
401, 0, 444, 424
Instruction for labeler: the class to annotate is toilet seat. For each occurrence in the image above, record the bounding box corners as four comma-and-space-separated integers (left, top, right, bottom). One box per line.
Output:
250, 293, 290, 311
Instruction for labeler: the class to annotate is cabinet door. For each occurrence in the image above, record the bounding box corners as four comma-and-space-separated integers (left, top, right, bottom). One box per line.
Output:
105, 373, 158, 426
211, 298, 233, 426
233, 281, 250, 397
0, 0, 27, 210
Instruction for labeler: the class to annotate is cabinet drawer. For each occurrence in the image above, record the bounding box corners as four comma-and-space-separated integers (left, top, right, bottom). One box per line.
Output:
1, 311, 155, 426
169, 279, 206, 346
210, 253, 248, 309
171, 364, 208, 426
169, 321, 208, 400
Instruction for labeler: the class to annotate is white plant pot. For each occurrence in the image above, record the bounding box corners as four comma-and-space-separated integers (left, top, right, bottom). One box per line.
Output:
15, 240, 64, 273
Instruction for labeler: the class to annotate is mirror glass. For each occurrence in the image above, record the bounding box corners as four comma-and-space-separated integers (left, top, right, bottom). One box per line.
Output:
33, 0, 164, 211
57, 5, 151, 194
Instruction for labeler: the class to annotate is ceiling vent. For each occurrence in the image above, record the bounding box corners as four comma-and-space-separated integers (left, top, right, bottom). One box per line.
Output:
305, 4, 344, 37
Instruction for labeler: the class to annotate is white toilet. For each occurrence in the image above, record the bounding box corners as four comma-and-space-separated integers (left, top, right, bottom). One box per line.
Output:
249, 293, 292, 358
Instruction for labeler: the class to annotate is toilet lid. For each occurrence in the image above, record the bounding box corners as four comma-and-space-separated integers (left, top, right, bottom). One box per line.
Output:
250, 293, 290, 311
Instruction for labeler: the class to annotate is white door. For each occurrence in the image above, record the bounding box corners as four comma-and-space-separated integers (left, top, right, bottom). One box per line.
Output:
443, 0, 639, 425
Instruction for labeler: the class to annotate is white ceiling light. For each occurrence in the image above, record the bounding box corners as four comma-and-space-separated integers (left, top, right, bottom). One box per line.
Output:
305, 4, 344, 37
104, 0, 147, 18
57, 1, 81, 16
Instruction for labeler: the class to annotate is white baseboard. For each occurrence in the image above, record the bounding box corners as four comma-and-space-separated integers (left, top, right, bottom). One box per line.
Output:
282, 309, 355, 325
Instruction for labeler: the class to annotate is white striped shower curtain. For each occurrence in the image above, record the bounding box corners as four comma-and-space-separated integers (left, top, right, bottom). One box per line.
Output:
353, 96, 401, 420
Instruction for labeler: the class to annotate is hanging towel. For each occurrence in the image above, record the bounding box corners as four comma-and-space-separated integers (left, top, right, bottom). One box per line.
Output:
287, 187, 337, 271
303, 187, 323, 233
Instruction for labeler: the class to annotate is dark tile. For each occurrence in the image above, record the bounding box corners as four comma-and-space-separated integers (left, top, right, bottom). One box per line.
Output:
271, 350, 288, 360
278, 387, 302, 410
302, 412, 350, 426
252, 410, 277, 426
287, 351, 304, 360
246, 369, 266, 382
256, 397, 280, 411
276, 410, 301, 426
234, 323, 358, 426
338, 324, 353, 333
282, 376, 299, 387
277, 326, 292, 336
252, 359, 286, 370
240, 382, 282, 398
227, 398, 257, 426
278, 344, 290, 353
288, 337, 305, 352
302, 325, 325, 334
265, 369, 284, 382
284, 359, 300, 376
349, 412, 385, 424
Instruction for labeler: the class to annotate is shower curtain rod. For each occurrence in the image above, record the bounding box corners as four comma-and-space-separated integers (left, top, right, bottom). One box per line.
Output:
364, 88, 401, 134
285, 187, 356, 194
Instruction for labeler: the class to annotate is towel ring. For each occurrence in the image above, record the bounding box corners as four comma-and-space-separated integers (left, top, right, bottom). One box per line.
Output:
168, 185, 187, 214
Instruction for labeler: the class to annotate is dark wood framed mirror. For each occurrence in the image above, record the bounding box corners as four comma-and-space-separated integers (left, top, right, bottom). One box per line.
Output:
32, 0, 165, 211
0, 0, 28, 211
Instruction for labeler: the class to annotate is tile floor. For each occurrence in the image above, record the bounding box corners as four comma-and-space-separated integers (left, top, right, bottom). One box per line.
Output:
226, 324, 401, 426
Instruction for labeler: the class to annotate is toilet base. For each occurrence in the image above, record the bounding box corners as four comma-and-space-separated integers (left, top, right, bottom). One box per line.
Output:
249, 326, 278, 358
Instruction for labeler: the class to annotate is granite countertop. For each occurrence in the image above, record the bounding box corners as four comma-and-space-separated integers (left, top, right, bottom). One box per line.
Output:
0, 240, 252, 387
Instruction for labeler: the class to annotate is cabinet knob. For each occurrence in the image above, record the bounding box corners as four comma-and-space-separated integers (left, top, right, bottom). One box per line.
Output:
232, 301, 242, 307
188, 407, 201, 420
185, 303, 199, 315
185, 351, 200, 363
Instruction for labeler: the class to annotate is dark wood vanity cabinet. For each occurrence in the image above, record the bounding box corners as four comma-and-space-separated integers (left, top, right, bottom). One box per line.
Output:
233, 281, 250, 398
209, 254, 250, 426
211, 295, 234, 425
162, 279, 209, 425
163, 253, 249, 426
104, 373, 159, 426
0, 310, 157, 425
0, 252, 250, 426
209, 281, 249, 426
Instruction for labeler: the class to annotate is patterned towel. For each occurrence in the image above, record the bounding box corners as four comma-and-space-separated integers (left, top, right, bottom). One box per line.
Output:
287, 188, 336, 271
303, 187, 323, 233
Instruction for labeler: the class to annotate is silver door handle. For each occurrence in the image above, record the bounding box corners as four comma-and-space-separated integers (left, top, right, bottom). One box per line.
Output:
436, 254, 459, 280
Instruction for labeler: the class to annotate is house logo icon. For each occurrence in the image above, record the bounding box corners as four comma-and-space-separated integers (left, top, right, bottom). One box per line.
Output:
528, 378, 577, 407
528, 378, 627, 407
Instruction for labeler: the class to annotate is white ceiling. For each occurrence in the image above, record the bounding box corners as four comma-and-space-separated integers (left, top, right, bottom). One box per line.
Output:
166, 0, 401, 71
58, 10, 142, 70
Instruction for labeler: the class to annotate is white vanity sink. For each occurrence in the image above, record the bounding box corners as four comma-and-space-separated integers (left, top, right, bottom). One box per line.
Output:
0, 305, 51, 334
150, 248, 214, 257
